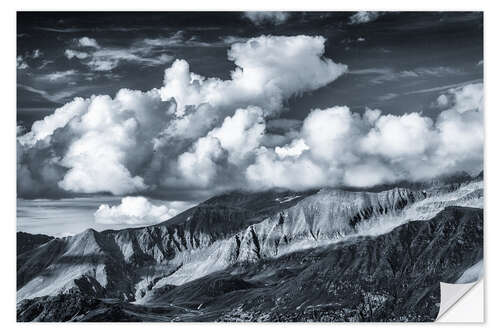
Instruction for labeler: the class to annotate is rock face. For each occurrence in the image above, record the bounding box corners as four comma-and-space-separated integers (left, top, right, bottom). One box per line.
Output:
16, 177, 483, 322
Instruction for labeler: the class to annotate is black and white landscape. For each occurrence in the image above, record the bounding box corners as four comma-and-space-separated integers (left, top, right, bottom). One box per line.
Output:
16, 12, 484, 322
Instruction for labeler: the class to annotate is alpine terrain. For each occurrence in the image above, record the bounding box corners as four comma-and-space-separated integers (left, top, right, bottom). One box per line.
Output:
17, 172, 483, 322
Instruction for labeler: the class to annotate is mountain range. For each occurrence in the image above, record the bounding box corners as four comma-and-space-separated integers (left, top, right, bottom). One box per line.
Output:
16, 172, 484, 322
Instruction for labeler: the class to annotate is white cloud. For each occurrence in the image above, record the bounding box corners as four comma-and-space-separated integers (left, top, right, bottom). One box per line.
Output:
32, 49, 42, 58
142, 31, 214, 48
38, 70, 77, 82
275, 139, 309, 159
19, 35, 345, 198
94, 196, 189, 225
65, 37, 173, 71
17, 50, 44, 70
343, 162, 396, 188
78, 37, 99, 48
245, 83, 483, 189
65, 49, 89, 60
17, 56, 29, 70
17, 34, 483, 200
176, 106, 266, 189
360, 113, 436, 159
447, 82, 484, 114
160, 35, 347, 117
243, 12, 290, 25
349, 11, 383, 25
436, 94, 449, 107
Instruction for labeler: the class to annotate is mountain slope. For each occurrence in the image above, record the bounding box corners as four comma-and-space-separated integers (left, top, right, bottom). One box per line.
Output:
17, 179, 483, 302
17, 176, 483, 321
17, 206, 483, 322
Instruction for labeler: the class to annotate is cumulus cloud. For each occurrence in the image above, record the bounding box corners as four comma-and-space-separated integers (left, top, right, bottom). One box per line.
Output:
160, 35, 347, 118
360, 113, 435, 159
243, 12, 291, 25
349, 11, 384, 25
94, 196, 191, 225
17, 34, 483, 201
18, 35, 346, 199
78, 37, 99, 48
246, 83, 483, 189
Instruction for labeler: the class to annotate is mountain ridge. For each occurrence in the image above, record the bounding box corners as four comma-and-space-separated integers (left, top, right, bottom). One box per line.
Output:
17, 176, 483, 304
17, 205, 483, 322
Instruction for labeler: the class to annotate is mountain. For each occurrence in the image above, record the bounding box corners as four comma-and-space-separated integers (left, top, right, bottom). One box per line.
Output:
16, 177, 483, 322
17, 232, 54, 255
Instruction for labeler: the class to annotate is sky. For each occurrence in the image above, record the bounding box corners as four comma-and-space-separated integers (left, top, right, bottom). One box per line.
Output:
17, 11, 484, 236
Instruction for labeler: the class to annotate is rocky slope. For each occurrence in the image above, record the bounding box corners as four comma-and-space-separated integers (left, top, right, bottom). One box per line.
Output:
17, 206, 483, 322
17, 174, 483, 321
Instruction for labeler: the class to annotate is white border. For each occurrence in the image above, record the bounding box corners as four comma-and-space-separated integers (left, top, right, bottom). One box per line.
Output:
2, 1, 498, 331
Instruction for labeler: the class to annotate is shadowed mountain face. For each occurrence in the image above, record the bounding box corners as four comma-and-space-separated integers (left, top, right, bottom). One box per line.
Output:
16, 176, 483, 322
17, 232, 54, 255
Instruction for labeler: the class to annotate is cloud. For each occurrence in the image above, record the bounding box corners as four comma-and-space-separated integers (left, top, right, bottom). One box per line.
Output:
360, 113, 435, 159
65, 49, 89, 60
160, 35, 347, 118
32, 49, 42, 58
243, 12, 291, 25
78, 37, 99, 48
141, 31, 215, 48
17, 84, 78, 104
94, 196, 190, 225
17, 34, 482, 201
221, 36, 249, 45
349, 66, 461, 84
19, 35, 345, 199
17, 125, 26, 136
37, 70, 77, 82
378, 93, 399, 101
65, 36, 173, 71
176, 106, 265, 188
35, 27, 89, 33
65, 32, 233, 73
246, 83, 483, 189
17, 56, 29, 70
405, 79, 483, 95
38, 60, 54, 70
349, 11, 384, 25
275, 139, 309, 159
17, 50, 45, 70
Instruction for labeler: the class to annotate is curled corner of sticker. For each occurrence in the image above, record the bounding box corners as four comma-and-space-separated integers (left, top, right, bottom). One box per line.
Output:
436, 260, 484, 322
